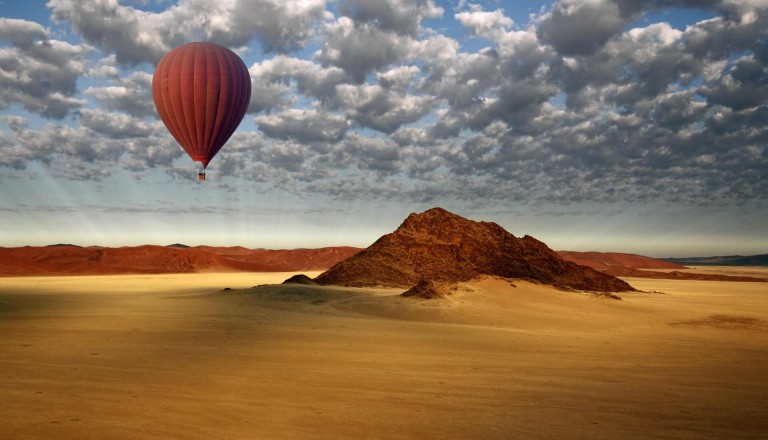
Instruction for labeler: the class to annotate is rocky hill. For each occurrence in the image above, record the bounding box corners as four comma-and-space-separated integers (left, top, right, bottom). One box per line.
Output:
314, 208, 634, 292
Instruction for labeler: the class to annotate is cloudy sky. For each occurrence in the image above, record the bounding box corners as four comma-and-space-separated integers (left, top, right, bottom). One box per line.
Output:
0, 0, 766, 257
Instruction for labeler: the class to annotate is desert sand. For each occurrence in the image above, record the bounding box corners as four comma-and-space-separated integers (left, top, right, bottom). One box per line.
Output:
1, 270, 767, 439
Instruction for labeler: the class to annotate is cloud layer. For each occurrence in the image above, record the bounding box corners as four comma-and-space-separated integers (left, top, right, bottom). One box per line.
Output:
1, 0, 766, 205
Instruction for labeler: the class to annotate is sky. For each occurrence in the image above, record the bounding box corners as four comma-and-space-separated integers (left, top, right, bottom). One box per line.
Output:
0, 0, 766, 257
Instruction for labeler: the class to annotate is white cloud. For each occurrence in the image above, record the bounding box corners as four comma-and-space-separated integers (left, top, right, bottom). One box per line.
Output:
224, 0, 328, 51
538, 0, 625, 56
340, 0, 443, 36
315, 18, 414, 82
0, 18, 48, 48
84, 71, 155, 117
47, 0, 328, 65
455, 7, 513, 40
248, 55, 347, 112
0, 0, 765, 207
78, 108, 154, 137
335, 83, 434, 133
0, 24, 90, 118
256, 108, 349, 142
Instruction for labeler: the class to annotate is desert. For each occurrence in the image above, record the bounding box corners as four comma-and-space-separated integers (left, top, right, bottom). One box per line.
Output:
1, 208, 767, 440
4, 2, 768, 439
1, 268, 767, 440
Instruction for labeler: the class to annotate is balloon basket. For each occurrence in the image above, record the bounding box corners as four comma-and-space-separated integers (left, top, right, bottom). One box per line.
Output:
198, 172, 206, 181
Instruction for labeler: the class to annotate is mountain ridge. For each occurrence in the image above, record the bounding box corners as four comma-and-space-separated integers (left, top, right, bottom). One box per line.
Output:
661, 254, 768, 266
0, 245, 361, 276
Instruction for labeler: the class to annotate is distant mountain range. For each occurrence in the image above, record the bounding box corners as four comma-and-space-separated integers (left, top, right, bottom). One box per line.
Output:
559, 251, 767, 281
0, 245, 361, 276
661, 254, 768, 266
1, 216, 765, 282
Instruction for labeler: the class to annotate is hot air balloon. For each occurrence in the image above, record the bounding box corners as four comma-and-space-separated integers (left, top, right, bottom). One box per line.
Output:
152, 42, 251, 180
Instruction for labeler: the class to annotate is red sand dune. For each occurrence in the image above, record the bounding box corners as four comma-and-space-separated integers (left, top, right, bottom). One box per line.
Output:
559, 251, 767, 282
1, 240, 763, 283
558, 251, 686, 272
0, 245, 361, 277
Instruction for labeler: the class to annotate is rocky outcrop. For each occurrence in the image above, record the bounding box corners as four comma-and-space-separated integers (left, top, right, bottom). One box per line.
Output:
401, 279, 452, 299
314, 207, 635, 293
282, 274, 319, 285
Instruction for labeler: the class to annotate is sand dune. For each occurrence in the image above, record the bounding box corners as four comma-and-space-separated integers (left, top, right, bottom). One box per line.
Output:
0, 245, 361, 276
558, 251, 768, 281
3, 242, 762, 284
558, 250, 686, 270
1, 270, 767, 439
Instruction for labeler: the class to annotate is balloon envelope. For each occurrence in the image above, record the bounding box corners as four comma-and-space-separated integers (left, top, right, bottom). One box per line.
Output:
152, 42, 251, 169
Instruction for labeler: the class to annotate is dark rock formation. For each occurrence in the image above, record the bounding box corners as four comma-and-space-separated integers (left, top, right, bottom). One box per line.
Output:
314, 207, 635, 292
282, 274, 319, 285
401, 279, 451, 299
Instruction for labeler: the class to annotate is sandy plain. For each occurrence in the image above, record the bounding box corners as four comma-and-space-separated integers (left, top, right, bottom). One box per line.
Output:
1, 270, 767, 440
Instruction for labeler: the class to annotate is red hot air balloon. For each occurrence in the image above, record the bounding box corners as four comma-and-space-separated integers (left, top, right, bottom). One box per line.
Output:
152, 42, 251, 180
